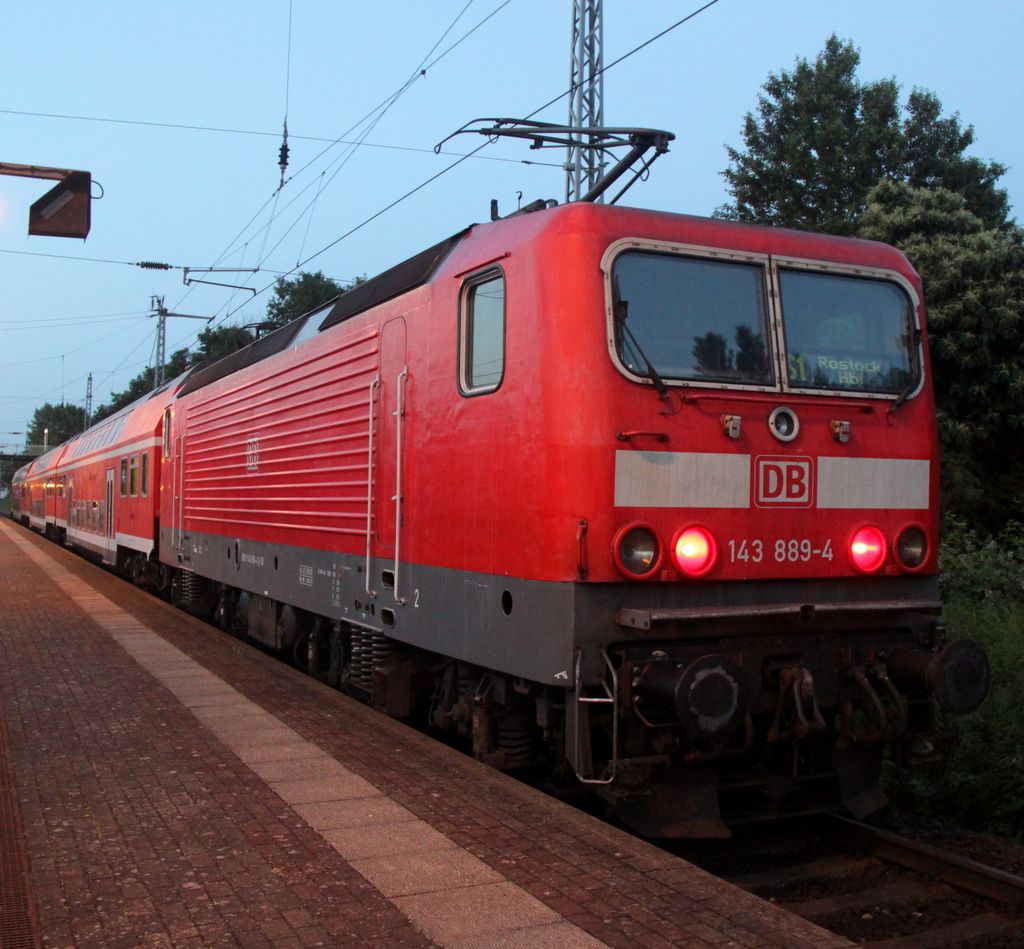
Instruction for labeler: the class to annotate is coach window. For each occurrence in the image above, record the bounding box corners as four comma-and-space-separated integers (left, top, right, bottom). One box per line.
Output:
119, 458, 128, 497
163, 408, 172, 457
459, 269, 505, 395
141, 452, 149, 497
130, 455, 139, 497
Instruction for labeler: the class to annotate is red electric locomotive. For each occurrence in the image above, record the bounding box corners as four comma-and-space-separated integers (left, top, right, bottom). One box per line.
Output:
155, 196, 986, 835
12, 154, 989, 837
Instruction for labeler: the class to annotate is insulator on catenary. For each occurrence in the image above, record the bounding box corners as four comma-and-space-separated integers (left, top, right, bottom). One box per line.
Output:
278, 120, 289, 185
136, 261, 171, 270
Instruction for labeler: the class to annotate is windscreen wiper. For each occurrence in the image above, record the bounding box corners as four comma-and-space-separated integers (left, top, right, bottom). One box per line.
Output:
888, 329, 923, 418
615, 296, 671, 405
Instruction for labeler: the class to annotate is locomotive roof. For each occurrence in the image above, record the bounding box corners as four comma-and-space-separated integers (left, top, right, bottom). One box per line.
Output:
173, 201, 918, 400
178, 226, 472, 398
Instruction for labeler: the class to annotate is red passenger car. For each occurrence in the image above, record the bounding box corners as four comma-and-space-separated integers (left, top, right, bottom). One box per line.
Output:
12, 383, 177, 583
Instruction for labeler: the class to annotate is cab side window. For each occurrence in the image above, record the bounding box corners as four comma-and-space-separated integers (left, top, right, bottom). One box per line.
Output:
459, 270, 505, 395
163, 408, 172, 457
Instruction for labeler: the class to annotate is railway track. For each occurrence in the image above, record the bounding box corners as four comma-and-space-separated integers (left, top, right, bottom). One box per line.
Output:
710, 814, 1024, 947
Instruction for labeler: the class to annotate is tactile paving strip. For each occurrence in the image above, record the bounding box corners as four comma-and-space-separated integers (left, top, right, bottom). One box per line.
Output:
0, 696, 42, 949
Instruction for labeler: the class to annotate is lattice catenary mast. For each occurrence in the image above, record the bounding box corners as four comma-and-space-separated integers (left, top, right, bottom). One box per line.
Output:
148, 296, 213, 389
565, 0, 604, 203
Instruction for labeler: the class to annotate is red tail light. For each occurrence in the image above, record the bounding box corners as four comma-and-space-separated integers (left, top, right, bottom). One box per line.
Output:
672, 526, 717, 577
849, 525, 886, 573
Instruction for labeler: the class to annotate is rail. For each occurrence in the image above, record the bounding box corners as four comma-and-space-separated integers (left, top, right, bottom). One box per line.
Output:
825, 813, 1024, 906
718, 813, 1024, 946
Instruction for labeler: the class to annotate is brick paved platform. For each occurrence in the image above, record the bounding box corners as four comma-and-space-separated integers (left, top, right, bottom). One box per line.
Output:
0, 519, 854, 949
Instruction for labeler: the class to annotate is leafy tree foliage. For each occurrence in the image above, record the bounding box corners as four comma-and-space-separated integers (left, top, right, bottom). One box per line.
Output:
88, 271, 354, 425
717, 37, 1022, 530
26, 402, 87, 447
717, 36, 1011, 235
194, 323, 254, 362
264, 270, 345, 332
91, 324, 255, 424
860, 181, 1024, 529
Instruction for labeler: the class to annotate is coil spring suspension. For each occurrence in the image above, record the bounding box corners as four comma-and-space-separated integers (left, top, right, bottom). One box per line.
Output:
496, 711, 537, 767
183, 570, 201, 603
173, 569, 209, 608
347, 628, 398, 693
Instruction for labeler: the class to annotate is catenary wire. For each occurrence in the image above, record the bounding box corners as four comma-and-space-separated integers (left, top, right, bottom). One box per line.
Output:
248, 0, 513, 272
243, 0, 727, 304
14, 1, 720, 386
160, 1, 518, 345
150, 0, 521, 342
0, 109, 554, 166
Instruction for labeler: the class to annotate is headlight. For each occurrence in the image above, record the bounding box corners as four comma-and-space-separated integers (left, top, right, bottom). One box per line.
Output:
614, 525, 661, 579
896, 525, 929, 570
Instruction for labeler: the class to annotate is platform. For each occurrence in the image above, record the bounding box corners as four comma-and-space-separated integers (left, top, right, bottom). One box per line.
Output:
0, 519, 852, 948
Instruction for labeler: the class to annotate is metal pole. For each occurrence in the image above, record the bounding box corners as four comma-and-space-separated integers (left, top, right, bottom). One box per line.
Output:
148, 296, 213, 390
565, 0, 604, 203
152, 296, 167, 388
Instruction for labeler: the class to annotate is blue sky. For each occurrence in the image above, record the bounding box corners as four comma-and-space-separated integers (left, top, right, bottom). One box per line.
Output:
2, 0, 1021, 441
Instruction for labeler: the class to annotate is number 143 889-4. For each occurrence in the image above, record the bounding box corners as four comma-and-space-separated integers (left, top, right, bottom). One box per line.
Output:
727, 539, 834, 563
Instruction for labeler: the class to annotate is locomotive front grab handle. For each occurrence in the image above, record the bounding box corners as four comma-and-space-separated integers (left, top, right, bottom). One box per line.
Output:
364, 376, 379, 599
392, 367, 408, 605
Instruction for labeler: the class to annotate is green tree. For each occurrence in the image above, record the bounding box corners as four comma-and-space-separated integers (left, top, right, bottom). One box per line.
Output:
76, 270, 353, 426
860, 181, 1024, 529
194, 323, 255, 363
90, 325, 256, 424
26, 402, 87, 447
717, 36, 1011, 235
264, 270, 345, 332
718, 37, 1021, 530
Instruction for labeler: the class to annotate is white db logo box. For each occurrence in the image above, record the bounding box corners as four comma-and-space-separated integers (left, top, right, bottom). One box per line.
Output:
755, 456, 813, 507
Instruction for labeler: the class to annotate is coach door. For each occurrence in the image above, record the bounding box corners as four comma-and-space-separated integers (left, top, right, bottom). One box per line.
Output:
105, 468, 115, 543
371, 318, 408, 598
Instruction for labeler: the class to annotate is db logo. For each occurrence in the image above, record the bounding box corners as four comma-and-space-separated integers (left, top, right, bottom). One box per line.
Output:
755, 456, 813, 507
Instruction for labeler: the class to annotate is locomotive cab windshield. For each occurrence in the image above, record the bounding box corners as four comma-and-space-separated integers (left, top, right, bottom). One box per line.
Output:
608, 243, 920, 397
